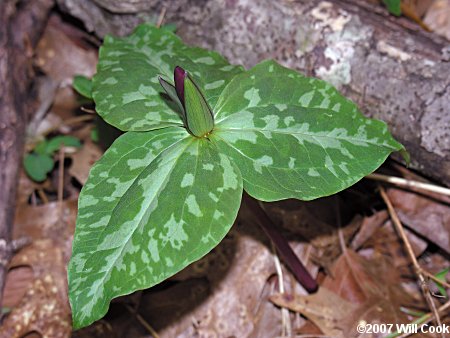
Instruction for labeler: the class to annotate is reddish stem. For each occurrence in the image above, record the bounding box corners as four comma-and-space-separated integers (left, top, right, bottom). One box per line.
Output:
244, 194, 318, 293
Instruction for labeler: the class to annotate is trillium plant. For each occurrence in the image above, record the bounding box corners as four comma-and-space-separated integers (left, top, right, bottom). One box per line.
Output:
69, 24, 406, 328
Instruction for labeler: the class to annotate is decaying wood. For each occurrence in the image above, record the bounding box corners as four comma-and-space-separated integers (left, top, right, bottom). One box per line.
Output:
56, 0, 450, 186
0, 0, 54, 310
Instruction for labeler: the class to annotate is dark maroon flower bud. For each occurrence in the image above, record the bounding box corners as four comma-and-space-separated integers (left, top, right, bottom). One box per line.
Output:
174, 66, 187, 106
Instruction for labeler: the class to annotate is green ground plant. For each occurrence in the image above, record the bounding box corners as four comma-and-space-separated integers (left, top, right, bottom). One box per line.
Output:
24, 135, 81, 182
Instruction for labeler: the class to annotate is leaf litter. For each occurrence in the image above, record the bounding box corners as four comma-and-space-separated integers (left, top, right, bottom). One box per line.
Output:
1, 8, 450, 338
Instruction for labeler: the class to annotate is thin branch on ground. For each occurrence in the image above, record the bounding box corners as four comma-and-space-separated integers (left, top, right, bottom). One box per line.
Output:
80, 106, 96, 114
335, 196, 347, 254
125, 304, 160, 338
272, 242, 292, 337
31, 115, 96, 147
37, 188, 49, 204
156, 6, 167, 28
421, 269, 450, 290
53, 114, 94, 131
379, 186, 443, 335
368, 173, 450, 197
57, 145, 65, 205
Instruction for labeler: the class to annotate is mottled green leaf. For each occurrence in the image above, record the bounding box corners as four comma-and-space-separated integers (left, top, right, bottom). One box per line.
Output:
73, 75, 93, 99
161, 23, 177, 33
213, 60, 405, 201
69, 127, 243, 328
92, 24, 243, 132
23, 153, 54, 182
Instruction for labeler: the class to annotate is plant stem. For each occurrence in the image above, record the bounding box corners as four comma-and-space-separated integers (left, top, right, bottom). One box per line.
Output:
244, 194, 318, 293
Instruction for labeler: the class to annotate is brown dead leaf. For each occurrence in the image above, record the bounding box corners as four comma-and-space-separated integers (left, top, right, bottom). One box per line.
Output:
0, 240, 71, 338
271, 287, 357, 337
69, 139, 103, 185
387, 188, 450, 254
1, 200, 77, 337
424, 0, 450, 40
35, 15, 97, 83
16, 170, 38, 205
324, 250, 424, 316
31, 14, 97, 137
13, 200, 77, 241
362, 220, 427, 268
401, 0, 434, 30
309, 215, 361, 270
272, 250, 425, 337
351, 210, 389, 250
2, 266, 33, 310
403, 0, 435, 17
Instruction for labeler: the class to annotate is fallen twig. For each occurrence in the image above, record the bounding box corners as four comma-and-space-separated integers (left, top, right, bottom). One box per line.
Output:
379, 186, 443, 336
421, 269, 450, 290
125, 304, 160, 338
272, 243, 292, 337
368, 173, 450, 197
156, 6, 167, 28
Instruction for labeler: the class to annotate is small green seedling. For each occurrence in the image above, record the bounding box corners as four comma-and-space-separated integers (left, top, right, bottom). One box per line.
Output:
433, 267, 449, 298
68, 24, 406, 328
24, 135, 81, 182
383, 0, 401, 16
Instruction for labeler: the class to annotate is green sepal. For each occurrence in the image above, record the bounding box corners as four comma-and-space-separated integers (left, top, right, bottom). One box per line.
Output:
184, 74, 214, 137
158, 77, 186, 123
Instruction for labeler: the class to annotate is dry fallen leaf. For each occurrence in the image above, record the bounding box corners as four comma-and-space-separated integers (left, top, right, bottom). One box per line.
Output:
424, 0, 450, 40
1, 200, 77, 338
271, 287, 357, 337
35, 15, 97, 83
69, 139, 103, 185
387, 188, 450, 254
13, 200, 77, 241
2, 266, 33, 310
30, 13, 97, 139
361, 220, 427, 268
351, 210, 389, 251
0, 240, 71, 338
271, 250, 425, 337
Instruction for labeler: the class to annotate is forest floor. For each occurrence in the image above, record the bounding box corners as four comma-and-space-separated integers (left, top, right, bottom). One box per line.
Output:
0, 1, 449, 337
